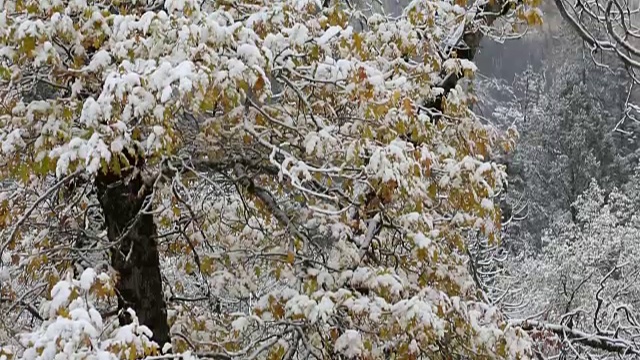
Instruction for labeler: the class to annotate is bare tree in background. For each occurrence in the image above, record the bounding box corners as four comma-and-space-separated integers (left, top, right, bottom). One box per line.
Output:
554, 0, 640, 133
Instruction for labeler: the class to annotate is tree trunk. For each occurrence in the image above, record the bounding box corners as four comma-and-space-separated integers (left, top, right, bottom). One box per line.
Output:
95, 168, 170, 348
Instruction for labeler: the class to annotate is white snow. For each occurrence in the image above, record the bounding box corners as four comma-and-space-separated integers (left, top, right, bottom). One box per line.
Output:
84, 50, 112, 72
237, 43, 264, 66
481, 198, 494, 210
1, 129, 24, 154
80, 268, 97, 291
413, 232, 432, 248
284, 24, 310, 46
334, 330, 363, 358
317, 26, 342, 45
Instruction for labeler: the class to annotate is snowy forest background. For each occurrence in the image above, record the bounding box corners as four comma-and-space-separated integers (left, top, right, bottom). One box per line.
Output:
464, 2, 640, 357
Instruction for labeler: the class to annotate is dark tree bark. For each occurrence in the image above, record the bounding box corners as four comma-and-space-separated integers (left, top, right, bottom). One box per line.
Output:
424, 0, 520, 116
95, 164, 170, 348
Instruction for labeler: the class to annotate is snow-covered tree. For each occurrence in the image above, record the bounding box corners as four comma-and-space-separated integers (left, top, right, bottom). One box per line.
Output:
19, 268, 162, 360
554, 0, 640, 91
476, 26, 635, 253
506, 170, 640, 359
0, 0, 541, 358
512, 179, 640, 317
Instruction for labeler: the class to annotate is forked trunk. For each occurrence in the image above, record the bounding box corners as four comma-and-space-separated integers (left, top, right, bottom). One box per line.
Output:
96, 168, 170, 348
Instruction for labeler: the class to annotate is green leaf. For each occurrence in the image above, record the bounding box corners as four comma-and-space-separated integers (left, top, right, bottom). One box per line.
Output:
21, 36, 36, 58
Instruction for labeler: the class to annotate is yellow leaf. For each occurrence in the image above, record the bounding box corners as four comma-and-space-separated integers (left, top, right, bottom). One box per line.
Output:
185, 262, 194, 275
200, 256, 214, 275
21, 36, 36, 57
128, 344, 137, 360
110, 156, 121, 176
163, 339, 182, 352
392, 90, 401, 104
0, 66, 11, 80
57, 307, 70, 318
402, 98, 414, 116
272, 302, 285, 319
353, 32, 363, 52
363, 126, 373, 139
254, 76, 265, 92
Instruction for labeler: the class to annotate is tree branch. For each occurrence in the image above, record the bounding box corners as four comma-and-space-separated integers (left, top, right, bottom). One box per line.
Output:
512, 319, 640, 355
